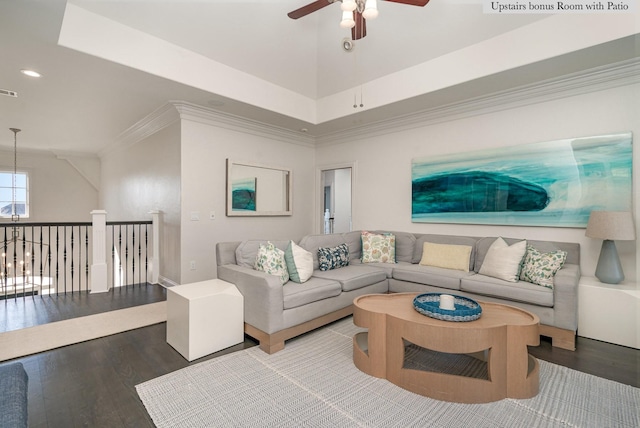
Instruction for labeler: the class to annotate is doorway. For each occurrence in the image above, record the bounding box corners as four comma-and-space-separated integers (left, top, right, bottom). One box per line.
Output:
320, 167, 352, 234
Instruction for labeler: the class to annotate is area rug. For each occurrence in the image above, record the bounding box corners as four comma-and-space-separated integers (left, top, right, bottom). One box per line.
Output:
0, 301, 166, 361
136, 317, 639, 428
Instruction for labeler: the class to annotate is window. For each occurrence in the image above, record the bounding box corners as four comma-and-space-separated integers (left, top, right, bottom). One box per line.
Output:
0, 171, 29, 218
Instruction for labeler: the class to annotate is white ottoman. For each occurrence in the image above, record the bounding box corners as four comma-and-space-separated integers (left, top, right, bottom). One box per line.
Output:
166, 279, 244, 361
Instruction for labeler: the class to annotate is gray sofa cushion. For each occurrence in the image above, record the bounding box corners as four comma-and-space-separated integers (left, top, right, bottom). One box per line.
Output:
299, 231, 362, 270
352, 259, 398, 278
460, 274, 554, 307
235, 240, 290, 269
313, 265, 387, 292
412, 234, 479, 271
283, 277, 342, 309
392, 263, 473, 290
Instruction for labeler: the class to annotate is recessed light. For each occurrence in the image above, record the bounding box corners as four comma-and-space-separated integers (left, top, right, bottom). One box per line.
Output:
20, 69, 41, 78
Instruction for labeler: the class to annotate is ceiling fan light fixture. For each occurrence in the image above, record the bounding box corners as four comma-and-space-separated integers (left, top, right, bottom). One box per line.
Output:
340, 10, 355, 28
341, 0, 357, 12
362, 0, 379, 20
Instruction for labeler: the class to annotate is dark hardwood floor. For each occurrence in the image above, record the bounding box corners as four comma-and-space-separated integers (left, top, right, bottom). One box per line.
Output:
0, 284, 167, 333
1, 291, 637, 427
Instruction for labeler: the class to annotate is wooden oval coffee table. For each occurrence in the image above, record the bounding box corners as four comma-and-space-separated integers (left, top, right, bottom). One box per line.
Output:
353, 292, 540, 403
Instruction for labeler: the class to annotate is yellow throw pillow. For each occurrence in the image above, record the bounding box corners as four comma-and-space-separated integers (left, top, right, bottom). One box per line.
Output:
419, 242, 472, 272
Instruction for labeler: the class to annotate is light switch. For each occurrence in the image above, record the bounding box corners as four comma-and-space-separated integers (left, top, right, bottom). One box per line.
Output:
190, 211, 199, 221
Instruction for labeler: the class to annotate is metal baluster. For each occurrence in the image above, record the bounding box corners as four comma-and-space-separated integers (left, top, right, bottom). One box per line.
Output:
38, 226, 43, 298
48, 227, 52, 295
111, 225, 115, 289
130, 225, 135, 287
145, 224, 149, 286
70, 226, 75, 294
30, 225, 35, 298
85, 226, 89, 292
137, 223, 142, 286
63, 226, 68, 294
119, 225, 123, 289
55, 227, 60, 296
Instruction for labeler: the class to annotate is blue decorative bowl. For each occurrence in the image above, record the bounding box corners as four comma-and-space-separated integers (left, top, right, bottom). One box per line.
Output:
413, 293, 482, 322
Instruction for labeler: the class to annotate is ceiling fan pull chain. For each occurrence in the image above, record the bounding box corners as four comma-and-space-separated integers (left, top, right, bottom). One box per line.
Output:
360, 86, 364, 108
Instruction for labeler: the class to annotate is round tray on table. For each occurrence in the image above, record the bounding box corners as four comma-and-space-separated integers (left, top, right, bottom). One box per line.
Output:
412, 293, 482, 322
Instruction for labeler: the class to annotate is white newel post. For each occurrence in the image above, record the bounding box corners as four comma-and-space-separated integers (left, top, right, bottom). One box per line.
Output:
149, 210, 161, 285
90, 210, 109, 293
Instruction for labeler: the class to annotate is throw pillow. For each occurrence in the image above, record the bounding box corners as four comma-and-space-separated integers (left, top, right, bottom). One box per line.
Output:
254, 241, 289, 285
361, 231, 396, 264
520, 245, 567, 289
419, 242, 472, 272
284, 240, 313, 283
478, 237, 527, 282
318, 243, 350, 271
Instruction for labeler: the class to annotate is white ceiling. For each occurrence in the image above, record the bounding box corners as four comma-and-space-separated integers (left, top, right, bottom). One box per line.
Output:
0, 0, 638, 155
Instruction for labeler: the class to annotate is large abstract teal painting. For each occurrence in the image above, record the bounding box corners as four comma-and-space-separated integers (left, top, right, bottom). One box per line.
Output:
412, 133, 632, 227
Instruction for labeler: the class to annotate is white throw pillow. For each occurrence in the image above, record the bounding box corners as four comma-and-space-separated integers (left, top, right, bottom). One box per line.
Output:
479, 237, 527, 282
284, 241, 313, 283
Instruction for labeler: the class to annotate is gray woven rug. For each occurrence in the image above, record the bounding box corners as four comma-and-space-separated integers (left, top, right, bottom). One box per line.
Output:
137, 318, 639, 427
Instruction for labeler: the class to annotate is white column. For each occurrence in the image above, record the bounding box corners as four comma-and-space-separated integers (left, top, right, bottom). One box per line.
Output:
149, 210, 161, 285
90, 210, 109, 293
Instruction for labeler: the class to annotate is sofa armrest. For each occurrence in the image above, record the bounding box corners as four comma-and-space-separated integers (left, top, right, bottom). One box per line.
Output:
551, 263, 580, 331
217, 264, 285, 334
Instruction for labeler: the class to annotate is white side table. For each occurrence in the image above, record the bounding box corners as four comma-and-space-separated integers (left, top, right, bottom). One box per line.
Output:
578, 276, 639, 349
167, 279, 244, 361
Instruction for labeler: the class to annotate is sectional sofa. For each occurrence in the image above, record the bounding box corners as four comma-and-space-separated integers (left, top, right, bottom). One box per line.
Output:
216, 230, 580, 354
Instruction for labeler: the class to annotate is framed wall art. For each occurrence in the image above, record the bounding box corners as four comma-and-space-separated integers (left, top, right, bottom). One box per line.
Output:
411, 133, 632, 227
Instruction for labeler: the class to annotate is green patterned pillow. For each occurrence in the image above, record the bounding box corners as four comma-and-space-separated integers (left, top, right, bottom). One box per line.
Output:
254, 241, 289, 285
361, 231, 396, 264
519, 245, 567, 289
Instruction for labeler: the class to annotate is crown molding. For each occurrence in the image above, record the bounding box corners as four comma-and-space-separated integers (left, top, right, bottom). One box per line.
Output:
99, 58, 639, 153
315, 58, 640, 147
99, 103, 180, 158
172, 102, 315, 148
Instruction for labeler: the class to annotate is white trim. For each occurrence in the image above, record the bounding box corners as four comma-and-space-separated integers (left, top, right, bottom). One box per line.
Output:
173, 102, 315, 148
159, 275, 179, 288
315, 58, 640, 147
99, 103, 180, 158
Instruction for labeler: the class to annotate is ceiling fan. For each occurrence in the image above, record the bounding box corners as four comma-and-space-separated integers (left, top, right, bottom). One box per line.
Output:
288, 0, 430, 40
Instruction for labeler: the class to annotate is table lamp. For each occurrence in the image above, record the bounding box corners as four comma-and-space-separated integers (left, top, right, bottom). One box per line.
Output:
585, 211, 636, 284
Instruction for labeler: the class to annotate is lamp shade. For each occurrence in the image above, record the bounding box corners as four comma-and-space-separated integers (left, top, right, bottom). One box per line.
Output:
341, 0, 357, 11
363, 0, 379, 19
340, 10, 355, 28
585, 211, 636, 241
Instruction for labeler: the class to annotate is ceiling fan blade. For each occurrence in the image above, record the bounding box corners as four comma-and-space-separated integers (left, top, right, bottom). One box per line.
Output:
351, 11, 367, 40
383, 0, 430, 6
288, 0, 332, 19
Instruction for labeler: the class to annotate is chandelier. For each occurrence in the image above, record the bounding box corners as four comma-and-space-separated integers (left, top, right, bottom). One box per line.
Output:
339, 0, 378, 29
1, 128, 49, 296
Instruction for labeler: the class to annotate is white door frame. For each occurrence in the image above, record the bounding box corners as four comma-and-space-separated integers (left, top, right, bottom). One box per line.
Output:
315, 161, 357, 234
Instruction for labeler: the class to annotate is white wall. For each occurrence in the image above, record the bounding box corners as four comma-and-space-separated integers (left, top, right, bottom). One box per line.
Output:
100, 122, 182, 285
315, 83, 639, 281
0, 149, 98, 223
180, 118, 316, 284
